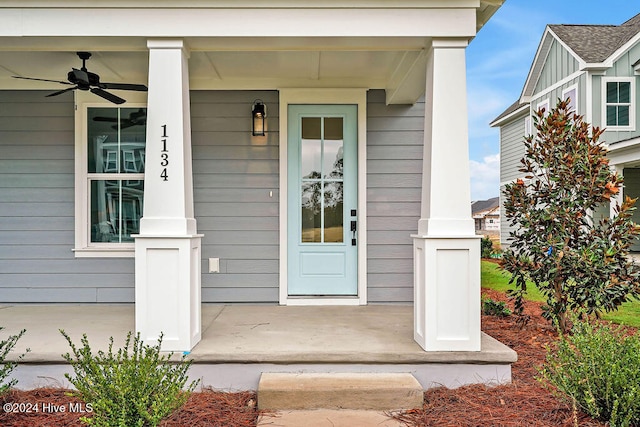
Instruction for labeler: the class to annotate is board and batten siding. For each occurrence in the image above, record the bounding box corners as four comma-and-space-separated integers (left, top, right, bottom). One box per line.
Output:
533, 38, 579, 96
366, 89, 422, 303
0, 91, 135, 302
191, 91, 280, 303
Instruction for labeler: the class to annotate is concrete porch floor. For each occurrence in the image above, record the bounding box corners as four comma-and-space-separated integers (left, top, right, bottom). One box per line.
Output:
0, 304, 517, 390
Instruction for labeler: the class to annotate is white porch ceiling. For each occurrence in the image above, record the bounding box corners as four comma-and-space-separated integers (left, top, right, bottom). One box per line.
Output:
0, 38, 427, 103
0, 1, 504, 104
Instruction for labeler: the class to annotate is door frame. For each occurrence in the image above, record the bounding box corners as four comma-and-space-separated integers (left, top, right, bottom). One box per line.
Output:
279, 88, 368, 305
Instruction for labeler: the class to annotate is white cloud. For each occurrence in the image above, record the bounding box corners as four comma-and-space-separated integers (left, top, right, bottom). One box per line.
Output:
469, 154, 500, 201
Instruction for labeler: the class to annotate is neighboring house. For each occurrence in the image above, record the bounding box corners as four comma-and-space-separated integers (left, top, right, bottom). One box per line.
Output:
0, 1, 504, 353
472, 197, 500, 232
491, 12, 640, 250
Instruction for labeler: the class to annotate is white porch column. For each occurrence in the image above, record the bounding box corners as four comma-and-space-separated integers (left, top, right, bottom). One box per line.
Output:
413, 39, 481, 352
135, 39, 202, 351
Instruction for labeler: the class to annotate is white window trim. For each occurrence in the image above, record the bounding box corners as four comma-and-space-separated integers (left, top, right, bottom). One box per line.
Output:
524, 115, 532, 136
278, 88, 368, 306
562, 84, 578, 114
601, 77, 635, 131
536, 98, 550, 116
73, 91, 147, 258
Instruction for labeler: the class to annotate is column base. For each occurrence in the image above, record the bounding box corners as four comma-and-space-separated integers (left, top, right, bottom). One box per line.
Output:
134, 234, 203, 352
412, 235, 481, 352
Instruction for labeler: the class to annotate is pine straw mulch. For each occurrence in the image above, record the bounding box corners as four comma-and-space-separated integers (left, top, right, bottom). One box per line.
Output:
0, 388, 260, 427
0, 282, 623, 427
390, 287, 608, 427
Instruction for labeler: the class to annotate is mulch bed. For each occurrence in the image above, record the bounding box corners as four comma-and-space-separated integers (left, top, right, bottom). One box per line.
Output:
391, 287, 607, 427
0, 281, 617, 427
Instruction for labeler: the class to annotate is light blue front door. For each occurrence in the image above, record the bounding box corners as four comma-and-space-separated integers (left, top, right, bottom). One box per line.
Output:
287, 105, 358, 296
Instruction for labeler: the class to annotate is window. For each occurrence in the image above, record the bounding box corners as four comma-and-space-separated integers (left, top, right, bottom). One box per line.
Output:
536, 99, 550, 117
88, 108, 146, 244
562, 85, 578, 114
603, 78, 635, 129
524, 115, 532, 136
75, 99, 147, 257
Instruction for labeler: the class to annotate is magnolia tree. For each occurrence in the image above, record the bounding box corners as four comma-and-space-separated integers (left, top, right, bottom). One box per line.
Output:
502, 99, 640, 332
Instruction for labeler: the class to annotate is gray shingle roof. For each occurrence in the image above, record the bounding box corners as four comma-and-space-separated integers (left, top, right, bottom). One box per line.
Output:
549, 12, 640, 63
492, 12, 640, 126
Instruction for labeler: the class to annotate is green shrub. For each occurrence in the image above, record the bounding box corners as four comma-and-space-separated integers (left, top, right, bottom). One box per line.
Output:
482, 297, 511, 317
481, 236, 493, 258
61, 330, 199, 427
0, 327, 28, 394
538, 320, 640, 427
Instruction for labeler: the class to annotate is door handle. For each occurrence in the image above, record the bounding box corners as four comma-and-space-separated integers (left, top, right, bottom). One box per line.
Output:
351, 220, 357, 246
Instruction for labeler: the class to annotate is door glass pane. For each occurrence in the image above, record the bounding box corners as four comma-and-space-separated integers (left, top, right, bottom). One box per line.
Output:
324, 182, 343, 243
302, 117, 321, 139
301, 139, 321, 179
301, 182, 322, 242
324, 117, 343, 140
324, 139, 343, 179
90, 180, 144, 243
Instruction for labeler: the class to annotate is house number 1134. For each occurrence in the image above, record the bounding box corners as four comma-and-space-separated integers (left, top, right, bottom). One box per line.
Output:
160, 124, 169, 181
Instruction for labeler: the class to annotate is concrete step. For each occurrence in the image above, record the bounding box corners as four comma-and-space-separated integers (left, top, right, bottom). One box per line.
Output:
257, 373, 424, 410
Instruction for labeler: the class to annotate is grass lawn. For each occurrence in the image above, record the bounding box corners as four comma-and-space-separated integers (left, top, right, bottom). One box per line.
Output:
481, 260, 640, 327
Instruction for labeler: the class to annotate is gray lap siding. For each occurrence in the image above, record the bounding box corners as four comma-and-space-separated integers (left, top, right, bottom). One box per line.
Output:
0, 89, 423, 303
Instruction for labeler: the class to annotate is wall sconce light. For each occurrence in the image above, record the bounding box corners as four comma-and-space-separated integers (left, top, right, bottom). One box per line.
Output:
252, 100, 266, 136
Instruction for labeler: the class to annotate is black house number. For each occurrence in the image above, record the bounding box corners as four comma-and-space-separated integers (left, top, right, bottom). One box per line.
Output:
160, 124, 169, 181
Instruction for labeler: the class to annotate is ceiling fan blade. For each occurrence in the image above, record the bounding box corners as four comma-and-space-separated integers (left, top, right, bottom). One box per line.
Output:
101, 82, 148, 91
46, 87, 78, 97
91, 88, 126, 105
12, 76, 73, 85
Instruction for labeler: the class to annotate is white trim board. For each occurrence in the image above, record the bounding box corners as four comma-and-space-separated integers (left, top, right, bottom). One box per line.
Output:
278, 88, 368, 306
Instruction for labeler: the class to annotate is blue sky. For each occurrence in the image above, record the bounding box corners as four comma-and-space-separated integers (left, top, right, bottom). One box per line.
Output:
466, 0, 639, 201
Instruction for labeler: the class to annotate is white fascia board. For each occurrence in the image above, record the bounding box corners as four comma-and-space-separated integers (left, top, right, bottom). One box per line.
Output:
528, 70, 584, 102
0, 8, 477, 38
520, 28, 553, 100
489, 104, 529, 128
607, 138, 640, 166
521, 28, 586, 99
1, 0, 482, 8
606, 31, 640, 67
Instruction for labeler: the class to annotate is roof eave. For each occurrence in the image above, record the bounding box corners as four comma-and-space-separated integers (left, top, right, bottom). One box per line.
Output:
489, 103, 529, 127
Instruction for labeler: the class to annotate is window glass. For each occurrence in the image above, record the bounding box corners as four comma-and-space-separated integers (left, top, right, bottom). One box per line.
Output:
605, 81, 632, 127
563, 88, 577, 113
90, 180, 144, 243
87, 107, 146, 244
299, 116, 345, 244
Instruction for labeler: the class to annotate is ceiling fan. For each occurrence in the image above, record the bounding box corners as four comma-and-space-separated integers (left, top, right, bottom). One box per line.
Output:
93, 108, 147, 129
12, 51, 147, 105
